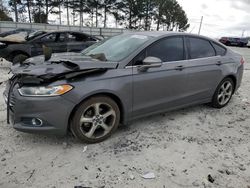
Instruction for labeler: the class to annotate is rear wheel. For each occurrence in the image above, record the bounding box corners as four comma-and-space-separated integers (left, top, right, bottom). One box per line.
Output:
70, 96, 120, 143
211, 78, 234, 108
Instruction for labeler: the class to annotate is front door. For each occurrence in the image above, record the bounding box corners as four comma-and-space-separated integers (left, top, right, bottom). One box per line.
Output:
132, 36, 189, 118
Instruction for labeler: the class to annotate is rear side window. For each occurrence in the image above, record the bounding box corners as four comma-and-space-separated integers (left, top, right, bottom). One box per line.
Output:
68, 33, 88, 42
212, 42, 226, 56
189, 37, 215, 59
147, 37, 185, 62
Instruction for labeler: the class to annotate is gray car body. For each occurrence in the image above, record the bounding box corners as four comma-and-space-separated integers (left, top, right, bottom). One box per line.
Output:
4, 32, 244, 135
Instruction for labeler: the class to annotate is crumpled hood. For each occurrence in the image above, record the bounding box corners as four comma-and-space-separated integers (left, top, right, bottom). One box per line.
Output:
11, 52, 118, 77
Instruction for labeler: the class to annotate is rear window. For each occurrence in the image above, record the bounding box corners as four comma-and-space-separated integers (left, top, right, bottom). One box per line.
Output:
189, 37, 215, 59
212, 42, 226, 56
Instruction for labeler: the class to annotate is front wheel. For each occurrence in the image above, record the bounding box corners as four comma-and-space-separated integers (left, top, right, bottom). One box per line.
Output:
12, 54, 29, 64
70, 96, 120, 143
211, 78, 234, 108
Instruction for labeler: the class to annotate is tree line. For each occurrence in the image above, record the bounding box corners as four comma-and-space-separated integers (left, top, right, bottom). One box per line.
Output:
0, 0, 190, 31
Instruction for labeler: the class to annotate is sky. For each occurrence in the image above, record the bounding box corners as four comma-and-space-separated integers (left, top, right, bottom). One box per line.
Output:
177, 0, 250, 38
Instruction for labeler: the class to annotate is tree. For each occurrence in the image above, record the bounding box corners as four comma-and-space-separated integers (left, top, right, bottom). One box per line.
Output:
23, 0, 34, 23
63, 0, 70, 25
33, 11, 47, 23
155, 0, 189, 31
87, 0, 102, 27
101, 0, 116, 28
8, 0, 24, 22
0, 9, 13, 21
69, 0, 88, 26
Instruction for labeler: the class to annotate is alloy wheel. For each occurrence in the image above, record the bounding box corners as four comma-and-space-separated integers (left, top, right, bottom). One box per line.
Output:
79, 102, 116, 139
217, 81, 233, 106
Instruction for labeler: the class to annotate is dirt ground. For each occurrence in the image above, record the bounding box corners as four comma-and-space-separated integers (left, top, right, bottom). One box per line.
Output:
0, 47, 250, 188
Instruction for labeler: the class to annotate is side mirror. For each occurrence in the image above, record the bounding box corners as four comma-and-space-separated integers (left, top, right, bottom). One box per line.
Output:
138, 56, 162, 72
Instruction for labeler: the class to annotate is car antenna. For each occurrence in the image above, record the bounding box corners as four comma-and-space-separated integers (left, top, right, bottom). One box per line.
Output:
42, 45, 52, 61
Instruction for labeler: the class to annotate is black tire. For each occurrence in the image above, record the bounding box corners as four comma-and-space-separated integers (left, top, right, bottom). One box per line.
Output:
70, 96, 120, 143
211, 77, 235, 108
12, 54, 29, 65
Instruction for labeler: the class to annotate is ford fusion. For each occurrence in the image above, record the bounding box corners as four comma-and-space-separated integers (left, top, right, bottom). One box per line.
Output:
3, 32, 244, 143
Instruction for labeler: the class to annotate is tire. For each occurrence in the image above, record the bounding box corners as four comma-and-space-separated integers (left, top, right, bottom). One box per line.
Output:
211, 78, 235, 108
12, 54, 29, 65
70, 96, 120, 143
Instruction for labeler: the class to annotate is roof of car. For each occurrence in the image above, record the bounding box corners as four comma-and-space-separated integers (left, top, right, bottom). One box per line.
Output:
124, 31, 210, 39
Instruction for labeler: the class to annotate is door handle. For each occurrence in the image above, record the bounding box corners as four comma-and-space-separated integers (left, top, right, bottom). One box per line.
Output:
175, 65, 184, 71
216, 61, 222, 66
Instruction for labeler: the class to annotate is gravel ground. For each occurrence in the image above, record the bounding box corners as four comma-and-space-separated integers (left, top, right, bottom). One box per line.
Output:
0, 47, 250, 188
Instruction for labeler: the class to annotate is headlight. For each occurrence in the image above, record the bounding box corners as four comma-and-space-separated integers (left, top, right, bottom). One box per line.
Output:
18, 84, 73, 97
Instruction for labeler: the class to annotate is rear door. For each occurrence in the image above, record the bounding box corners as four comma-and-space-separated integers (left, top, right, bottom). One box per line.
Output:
184, 36, 225, 102
31, 33, 67, 56
131, 36, 189, 118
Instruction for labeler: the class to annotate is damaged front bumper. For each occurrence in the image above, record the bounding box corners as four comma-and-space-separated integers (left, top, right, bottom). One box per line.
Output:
4, 83, 76, 135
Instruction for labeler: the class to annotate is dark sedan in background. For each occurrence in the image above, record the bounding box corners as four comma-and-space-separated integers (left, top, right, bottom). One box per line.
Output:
0, 30, 99, 64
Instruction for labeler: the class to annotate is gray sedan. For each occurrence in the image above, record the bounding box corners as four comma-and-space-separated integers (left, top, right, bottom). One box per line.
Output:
4, 32, 244, 143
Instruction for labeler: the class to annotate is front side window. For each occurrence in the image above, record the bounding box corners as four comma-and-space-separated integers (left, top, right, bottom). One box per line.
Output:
40, 33, 57, 42
146, 37, 185, 62
189, 37, 215, 59
82, 34, 152, 62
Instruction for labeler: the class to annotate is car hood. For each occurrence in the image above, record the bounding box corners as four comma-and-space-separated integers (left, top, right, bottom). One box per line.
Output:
0, 35, 26, 44
11, 52, 118, 77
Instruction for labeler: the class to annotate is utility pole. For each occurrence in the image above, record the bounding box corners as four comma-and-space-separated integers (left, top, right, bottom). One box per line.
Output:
241, 30, 245, 37
198, 16, 203, 35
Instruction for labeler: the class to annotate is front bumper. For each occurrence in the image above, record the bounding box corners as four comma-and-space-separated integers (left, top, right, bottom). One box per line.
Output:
4, 84, 76, 136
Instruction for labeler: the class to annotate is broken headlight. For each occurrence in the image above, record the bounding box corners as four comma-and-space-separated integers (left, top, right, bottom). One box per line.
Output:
18, 85, 73, 97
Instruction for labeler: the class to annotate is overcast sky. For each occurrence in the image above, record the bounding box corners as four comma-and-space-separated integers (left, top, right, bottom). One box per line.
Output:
177, 0, 250, 38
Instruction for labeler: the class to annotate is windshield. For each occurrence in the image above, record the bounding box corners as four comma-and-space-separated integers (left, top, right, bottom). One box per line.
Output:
81, 34, 152, 61
26, 31, 47, 41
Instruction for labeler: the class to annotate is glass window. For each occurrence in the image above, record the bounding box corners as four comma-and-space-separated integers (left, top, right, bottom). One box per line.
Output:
58, 33, 67, 42
147, 37, 185, 62
82, 34, 152, 61
68, 33, 88, 42
189, 37, 216, 59
212, 42, 226, 56
40, 33, 57, 42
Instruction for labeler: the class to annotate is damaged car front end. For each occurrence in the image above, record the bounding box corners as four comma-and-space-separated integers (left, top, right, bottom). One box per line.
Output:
4, 53, 119, 136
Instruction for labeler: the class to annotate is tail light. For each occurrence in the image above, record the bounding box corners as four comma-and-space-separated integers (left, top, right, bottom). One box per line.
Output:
240, 57, 245, 65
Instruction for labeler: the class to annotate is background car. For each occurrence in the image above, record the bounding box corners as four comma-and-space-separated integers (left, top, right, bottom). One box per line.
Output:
219, 37, 248, 47
0, 30, 99, 64
4, 32, 244, 143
